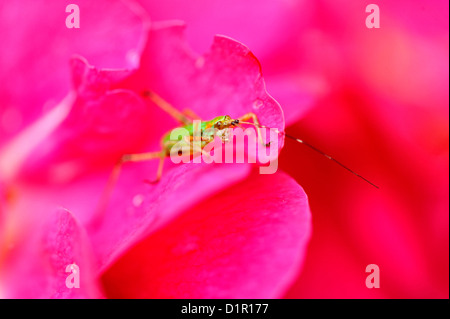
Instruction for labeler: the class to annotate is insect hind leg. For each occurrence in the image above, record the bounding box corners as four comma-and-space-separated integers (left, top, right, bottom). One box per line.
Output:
94, 150, 166, 223
142, 90, 193, 125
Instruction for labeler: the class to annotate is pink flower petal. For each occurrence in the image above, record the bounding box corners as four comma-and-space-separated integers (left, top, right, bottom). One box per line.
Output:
136, 0, 318, 124
16, 57, 153, 182
123, 22, 284, 132
137, 0, 308, 58
88, 162, 252, 269
0, 208, 103, 298
101, 171, 311, 298
0, 0, 148, 145
119, 21, 285, 162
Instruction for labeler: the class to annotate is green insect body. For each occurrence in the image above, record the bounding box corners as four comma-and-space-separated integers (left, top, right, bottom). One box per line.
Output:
116, 92, 263, 184
160, 115, 235, 156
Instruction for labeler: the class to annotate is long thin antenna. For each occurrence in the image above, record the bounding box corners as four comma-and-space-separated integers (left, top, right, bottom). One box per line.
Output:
239, 121, 379, 189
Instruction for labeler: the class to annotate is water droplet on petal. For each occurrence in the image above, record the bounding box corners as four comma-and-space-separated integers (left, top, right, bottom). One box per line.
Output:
253, 99, 263, 110
132, 194, 144, 207
195, 57, 205, 69
126, 49, 140, 66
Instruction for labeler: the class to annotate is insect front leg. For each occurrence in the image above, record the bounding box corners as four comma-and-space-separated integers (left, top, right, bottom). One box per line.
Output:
142, 90, 198, 125
184, 135, 213, 161
238, 112, 271, 147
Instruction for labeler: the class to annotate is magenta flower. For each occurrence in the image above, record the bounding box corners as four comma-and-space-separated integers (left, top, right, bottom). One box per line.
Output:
0, 1, 311, 298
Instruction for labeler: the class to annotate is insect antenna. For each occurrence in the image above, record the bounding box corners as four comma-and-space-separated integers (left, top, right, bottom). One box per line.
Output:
239, 121, 379, 189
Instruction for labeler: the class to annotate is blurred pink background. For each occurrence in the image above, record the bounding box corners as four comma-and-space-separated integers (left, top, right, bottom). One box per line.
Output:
0, 0, 448, 298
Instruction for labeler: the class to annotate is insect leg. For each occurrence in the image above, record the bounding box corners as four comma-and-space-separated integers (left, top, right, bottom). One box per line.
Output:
93, 150, 165, 225
120, 151, 165, 164
182, 108, 201, 120
142, 152, 167, 184
119, 149, 173, 185
181, 135, 212, 161
192, 140, 214, 161
238, 112, 270, 147
142, 90, 193, 125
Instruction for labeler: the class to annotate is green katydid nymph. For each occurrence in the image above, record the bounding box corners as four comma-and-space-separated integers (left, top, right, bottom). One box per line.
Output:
96, 90, 378, 216
119, 90, 272, 183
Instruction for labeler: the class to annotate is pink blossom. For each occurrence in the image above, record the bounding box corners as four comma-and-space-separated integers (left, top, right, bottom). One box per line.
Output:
0, 1, 312, 298
0, 0, 147, 146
